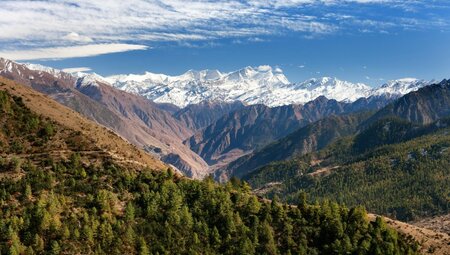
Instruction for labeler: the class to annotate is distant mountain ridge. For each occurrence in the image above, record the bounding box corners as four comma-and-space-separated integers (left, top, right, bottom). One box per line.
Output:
14, 60, 433, 110
173, 101, 246, 131
1, 58, 441, 180
105, 66, 432, 107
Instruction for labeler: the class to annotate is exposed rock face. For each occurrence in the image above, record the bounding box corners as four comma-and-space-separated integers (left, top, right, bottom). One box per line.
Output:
219, 112, 370, 181
173, 101, 245, 131
186, 96, 391, 170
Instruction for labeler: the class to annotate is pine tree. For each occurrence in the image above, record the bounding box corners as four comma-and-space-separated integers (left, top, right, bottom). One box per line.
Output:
50, 241, 60, 255
139, 238, 150, 255
32, 234, 44, 252
259, 221, 278, 255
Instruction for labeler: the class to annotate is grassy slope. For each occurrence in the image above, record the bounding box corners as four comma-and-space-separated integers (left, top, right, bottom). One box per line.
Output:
0, 77, 166, 170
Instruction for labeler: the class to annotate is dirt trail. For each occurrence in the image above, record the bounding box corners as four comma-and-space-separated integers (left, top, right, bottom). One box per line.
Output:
308, 165, 340, 176
0, 149, 150, 169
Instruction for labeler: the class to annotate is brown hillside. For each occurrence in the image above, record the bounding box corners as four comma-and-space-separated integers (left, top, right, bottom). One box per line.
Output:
0, 76, 166, 170
368, 214, 450, 255
0, 58, 208, 178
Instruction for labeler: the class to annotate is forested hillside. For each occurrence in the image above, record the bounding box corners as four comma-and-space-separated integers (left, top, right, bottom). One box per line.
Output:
220, 112, 371, 180
0, 83, 420, 254
245, 117, 450, 222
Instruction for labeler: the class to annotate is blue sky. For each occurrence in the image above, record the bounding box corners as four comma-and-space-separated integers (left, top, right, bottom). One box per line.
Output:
0, 0, 449, 85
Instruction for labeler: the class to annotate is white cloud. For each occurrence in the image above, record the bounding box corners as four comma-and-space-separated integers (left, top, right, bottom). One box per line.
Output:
62, 67, 92, 73
274, 67, 283, 73
248, 37, 266, 42
62, 32, 93, 43
257, 65, 273, 72
0, 0, 447, 60
0, 44, 148, 61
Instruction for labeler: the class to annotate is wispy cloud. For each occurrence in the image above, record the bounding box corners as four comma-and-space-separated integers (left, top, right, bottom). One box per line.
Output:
0, 44, 148, 61
62, 67, 92, 73
0, 0, 448, 60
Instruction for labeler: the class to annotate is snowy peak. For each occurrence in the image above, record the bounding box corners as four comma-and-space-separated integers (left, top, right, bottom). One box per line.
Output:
106, 64, 434, 107
199, 69, 222, 81
75, 73, 107, 88
373, 78, 433, 96
225, 65, 289, 84
281, 77, 372, 103
0, 58, 74, 82
0, 58, 108, 89
296, 77, 369, 90
0, 58, 437, 108
0, 58, 19, 74
296, 77, 337, 89
105, 65, 292, 107
180, 69, 223, 81
23, 63, 62, 77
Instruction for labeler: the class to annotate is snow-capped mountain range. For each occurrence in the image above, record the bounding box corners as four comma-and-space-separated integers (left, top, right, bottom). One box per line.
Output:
105, 65, 433, 107
15, 60, 433, 108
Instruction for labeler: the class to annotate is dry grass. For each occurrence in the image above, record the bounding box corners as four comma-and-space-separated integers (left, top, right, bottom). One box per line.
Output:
368, 214, 450, 255
412, 214, 450, 235
0, 77, 166, 171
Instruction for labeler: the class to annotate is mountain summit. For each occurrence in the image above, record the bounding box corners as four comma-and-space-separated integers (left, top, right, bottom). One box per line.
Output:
12, 60, 432, 109
106, 65, 290, 107
106, 66, 432, 107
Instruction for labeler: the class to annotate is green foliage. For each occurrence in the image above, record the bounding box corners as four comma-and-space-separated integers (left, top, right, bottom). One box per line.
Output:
38, 123, 54, 140
245, 118, 450, 221
0, 90, 57, 154
353, 117, 415, 152
0, 152, 419, 254
0, 91, 419, 254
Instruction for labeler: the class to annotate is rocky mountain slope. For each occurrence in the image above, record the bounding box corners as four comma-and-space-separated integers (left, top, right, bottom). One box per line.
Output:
367, 79, 450, 125
173, 101, 245, 131
219, 112, 371, 181
0, 58, 208, 178
187, 95, 392, 175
